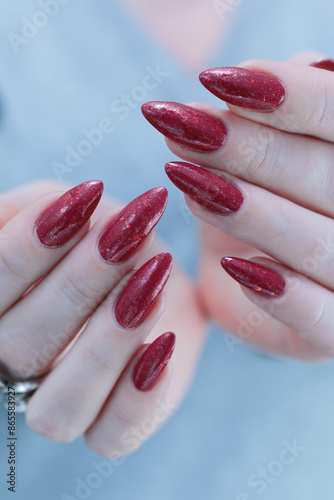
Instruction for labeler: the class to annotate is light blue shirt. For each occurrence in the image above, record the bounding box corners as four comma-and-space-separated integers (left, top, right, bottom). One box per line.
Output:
1, 1, 334, 498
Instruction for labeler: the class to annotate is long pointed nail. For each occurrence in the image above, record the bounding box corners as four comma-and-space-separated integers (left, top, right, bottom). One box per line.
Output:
220, 257, 285, 297
98, 187, 168, 263
133, 332, 176, 391
165, 161, 243, 215
141, 101, 227, 152
36, 180, 104, 247
310, 58, 334, 72
115, 253, 173, 328
199, 67, 285, 111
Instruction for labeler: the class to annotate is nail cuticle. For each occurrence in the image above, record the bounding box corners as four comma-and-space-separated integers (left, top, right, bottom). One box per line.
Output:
113, 289, 167, 334
165, 161, 244, 215
97, 187, 168, 264
142, 101, 227, 152
310, 58, 334, 72
114, 253, 173, 329
35, 180, 104, 248
199, 67, 286, 112
221, 256, 286, 297
132, 331, 176, 391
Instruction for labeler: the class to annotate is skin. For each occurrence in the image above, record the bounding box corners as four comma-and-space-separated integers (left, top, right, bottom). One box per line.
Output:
165, 50, 334, 361
1, 1, 332, 456
0, 181, 206, 456
1, 0, 220, 458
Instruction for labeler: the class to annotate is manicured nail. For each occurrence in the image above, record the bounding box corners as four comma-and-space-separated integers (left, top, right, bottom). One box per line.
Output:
35, 180, 104, 247
98, 187, 168, 263
141, 101, 227, 152
115, 253, 173, 329
199, 67, 285, 111
220, 257, 285, 297
133, 332, 176, 391
165, 161, 243, 215
310, 58, 334, 72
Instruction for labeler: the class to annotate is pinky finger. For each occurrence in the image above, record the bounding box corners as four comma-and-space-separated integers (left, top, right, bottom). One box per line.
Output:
221, 256, 334, 358
84, 332, 176, 458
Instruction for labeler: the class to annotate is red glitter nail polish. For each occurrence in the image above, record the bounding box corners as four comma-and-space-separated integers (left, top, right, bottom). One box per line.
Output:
133, 332, 176, 391
35, 180, 104, 247
310, 58, 334, 72
98, 187, 168, 263
115, 253, 173, 329
165, 161, 243, 215
141, 101, 227, 152
199, 67, 285, 111
220, 257, 285, 297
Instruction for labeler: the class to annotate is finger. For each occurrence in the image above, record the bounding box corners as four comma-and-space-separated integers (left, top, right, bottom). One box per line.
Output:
0, 179, 71, 228
0, 180, 103, 316
220, 256, 334, 358
287, 50, 326, 65
159, 102, 334, 218
199, 59, 334, 142
198, 225, 322, 360
84, 332, 175, 458
0, 188, 168, 379
25, 253, 173, 443
291, 51, 334, 72
165, 161, 334, 290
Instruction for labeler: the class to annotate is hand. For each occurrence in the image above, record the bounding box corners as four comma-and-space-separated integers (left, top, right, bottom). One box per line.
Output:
0, 179, 206, 457
142, 51, 334, 361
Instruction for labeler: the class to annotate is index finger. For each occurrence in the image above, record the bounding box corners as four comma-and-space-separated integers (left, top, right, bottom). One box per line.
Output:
199, 59, 334, 142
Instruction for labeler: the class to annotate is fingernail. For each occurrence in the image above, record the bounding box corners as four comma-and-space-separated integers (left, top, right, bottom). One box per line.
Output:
133, 332, 176, 391
165, 161, 243, 215
98, 187, 168, 263
141, 101, 227, 152
115, 253, 173, 329
220, 256, 285, 297
35, 180, 104, 247
310, 58, 334, 72
199, 67, 285, 111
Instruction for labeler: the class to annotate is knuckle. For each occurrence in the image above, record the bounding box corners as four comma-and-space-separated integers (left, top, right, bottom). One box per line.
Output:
304, 78, 332, 131
300, 234, 334, 278
26, 406, 55, 440
0, 327, 41, 379
81, 341, 116, 374
247, 210, 289, 249
0, 239, 33, 285
242, 126, 281, 184
84, 435, 119, 459
110, 405, 136, 427
320, 163, 334, 211
301, 300, 330, 333
26, 405, 77, 443
54, 266, 104, 310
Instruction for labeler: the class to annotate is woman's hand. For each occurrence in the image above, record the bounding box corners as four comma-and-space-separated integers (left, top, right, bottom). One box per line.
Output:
0, 179, 206, 457
142, 51, 334, 361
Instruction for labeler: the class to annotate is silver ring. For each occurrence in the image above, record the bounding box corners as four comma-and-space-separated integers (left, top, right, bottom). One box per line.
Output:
0, 377, 41, 413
